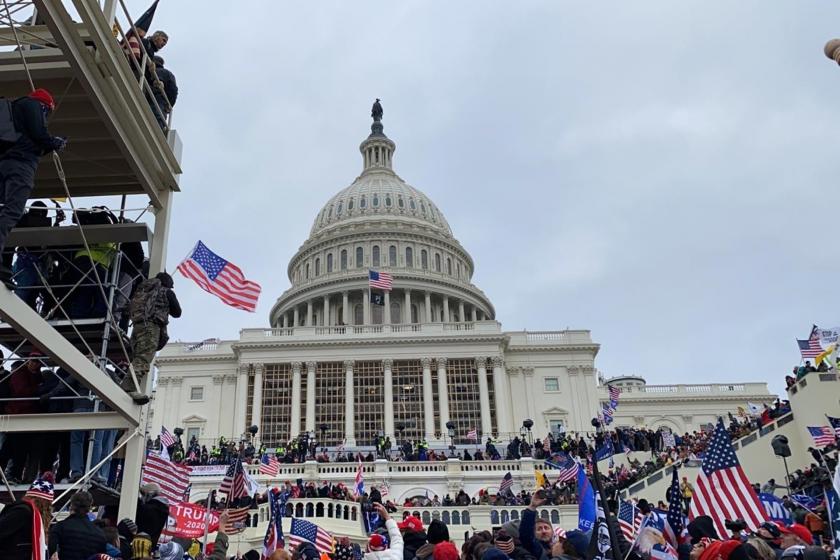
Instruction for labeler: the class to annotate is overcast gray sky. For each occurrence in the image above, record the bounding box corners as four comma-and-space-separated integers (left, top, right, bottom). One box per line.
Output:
126, 1, 840, 395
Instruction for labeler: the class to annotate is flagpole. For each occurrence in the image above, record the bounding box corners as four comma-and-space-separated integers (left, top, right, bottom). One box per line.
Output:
202, 489, 215, 552
590, 419, 624, 560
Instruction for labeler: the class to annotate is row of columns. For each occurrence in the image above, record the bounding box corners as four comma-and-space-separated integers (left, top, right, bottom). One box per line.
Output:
247, 357, 513, 447
279, 289, 487, 327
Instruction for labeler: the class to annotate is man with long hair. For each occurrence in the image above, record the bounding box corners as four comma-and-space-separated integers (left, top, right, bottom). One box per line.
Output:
0, 471, 55, 559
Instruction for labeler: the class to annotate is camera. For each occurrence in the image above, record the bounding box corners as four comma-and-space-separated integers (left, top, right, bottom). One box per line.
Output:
724, 519, 747, 533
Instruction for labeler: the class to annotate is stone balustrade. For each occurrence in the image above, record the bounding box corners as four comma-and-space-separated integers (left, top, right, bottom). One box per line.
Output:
602, 382, 770, 397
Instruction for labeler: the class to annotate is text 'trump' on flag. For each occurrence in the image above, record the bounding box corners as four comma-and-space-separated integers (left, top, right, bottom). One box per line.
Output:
177, 240, 261, 312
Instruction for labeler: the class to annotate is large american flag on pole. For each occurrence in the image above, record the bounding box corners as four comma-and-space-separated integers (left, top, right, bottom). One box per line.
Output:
797, 326, 823, 360
688, 419, 766, 538
617, 498, 643, 541
545, 453, 580, 483
141, 452, 191, 502
807, 426, 836, 448
160, 426, 176, 448
177, 240, 261, 312
220, 457, 248, 501
288, 518, 335, 554
368, 269, 393, 291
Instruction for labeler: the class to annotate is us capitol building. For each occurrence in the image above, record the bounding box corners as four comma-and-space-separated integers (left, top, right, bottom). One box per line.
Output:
152, 105, 774, 455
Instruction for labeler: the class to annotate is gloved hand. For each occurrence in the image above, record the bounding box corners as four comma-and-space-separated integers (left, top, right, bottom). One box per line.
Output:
52, 136, 68, 152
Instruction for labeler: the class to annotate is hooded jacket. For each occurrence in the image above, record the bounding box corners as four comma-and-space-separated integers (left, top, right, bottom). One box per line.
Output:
402, 528, 428, 560
365, 518, 405, 560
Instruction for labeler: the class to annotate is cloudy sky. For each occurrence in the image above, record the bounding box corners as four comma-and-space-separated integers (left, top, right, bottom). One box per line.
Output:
116, 1, 840, 395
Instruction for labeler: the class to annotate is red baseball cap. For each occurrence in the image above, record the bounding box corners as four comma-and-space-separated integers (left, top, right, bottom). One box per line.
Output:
398, 515, 424, 532
778, 523, 813, 545
29, 88, 55, 111
368, 534, 386, 551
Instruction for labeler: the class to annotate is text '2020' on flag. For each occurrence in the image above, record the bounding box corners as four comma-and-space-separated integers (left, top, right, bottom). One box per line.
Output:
688, 418, 766, 537
177, 240, 261, 312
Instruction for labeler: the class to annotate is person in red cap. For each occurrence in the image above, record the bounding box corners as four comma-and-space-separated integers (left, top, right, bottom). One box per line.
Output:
779, 523, 813, 549
0, 87, 66, 282
364, 503, 403, 560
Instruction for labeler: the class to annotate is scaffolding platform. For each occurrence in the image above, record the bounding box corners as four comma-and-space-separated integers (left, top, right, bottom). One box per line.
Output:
2, 478, 121, 508
7, 222, 153, 248
0, 315, 128, 358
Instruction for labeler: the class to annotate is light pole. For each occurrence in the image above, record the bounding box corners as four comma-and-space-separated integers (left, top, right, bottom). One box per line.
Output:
446, 420, 456, 457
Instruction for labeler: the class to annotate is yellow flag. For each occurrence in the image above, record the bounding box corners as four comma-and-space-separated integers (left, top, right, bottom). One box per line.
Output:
535, 469, 547, 489
815, 343, 836, 367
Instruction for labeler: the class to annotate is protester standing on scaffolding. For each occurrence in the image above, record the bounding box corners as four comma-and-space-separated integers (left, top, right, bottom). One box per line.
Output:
123, 271, 180, 401
0, 89, 67, 283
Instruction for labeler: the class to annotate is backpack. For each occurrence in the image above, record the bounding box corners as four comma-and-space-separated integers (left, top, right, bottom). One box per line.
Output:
129, 277, 170, 326
0, 98, 21, 154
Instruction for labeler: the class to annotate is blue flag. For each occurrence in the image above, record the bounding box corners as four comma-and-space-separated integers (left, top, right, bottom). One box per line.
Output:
595, 438, 614, 462
577, 466, 596, 531
759, 493, 793, 524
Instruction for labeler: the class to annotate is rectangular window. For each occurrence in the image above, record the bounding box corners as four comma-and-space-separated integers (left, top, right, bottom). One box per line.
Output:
190, 386, 204, 401
261, 364, 294, 446
544, 377, 560, 392
549, 420, 566, 435
187, 427, 200, 443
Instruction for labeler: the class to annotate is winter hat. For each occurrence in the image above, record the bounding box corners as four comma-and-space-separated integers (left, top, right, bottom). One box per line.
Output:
481, 548, 510, 560
801, 546, 830, 560
368, 534, 387, 552
781, 524, 814, 546
24, 471, 55, 502
118, 518, 138, 536
499, 520, 521, 541
243, 551, 261, 560
157, 542, 184, 560
398, 515, 424, 532
427, 519, 450, 544
130, 533, 153, 559
699, 539, 742, 560
688, 516, 720, 544
296, 542, 321, 560
433, 541, 460, 560
564, 530, 589, 558
728, 543, 760, 560
29, 88, 55, 110
552, 527, 567, 543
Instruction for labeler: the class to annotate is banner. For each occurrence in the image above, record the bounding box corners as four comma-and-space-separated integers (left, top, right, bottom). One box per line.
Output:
163, 500, 220, 539
577, 466, 596, 531
190, 465, 228, 476
816, 326, 840, 348
758, 493, 793, 525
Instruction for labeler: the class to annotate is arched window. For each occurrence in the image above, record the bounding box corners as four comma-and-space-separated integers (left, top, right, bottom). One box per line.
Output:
462, 511, 470, 524
356, 247, 364, 268
305, 263, 310, 279
390, 302, 401, 324
348, 198, 354, 210
421, 250, 428, 270
372, 194, 380, 207
354, 304, 363, 325
405, 247, 413, 268
385, 195, 392, 207
326, 253, 333, 273
337, 201, 343, 215
389, 246, 397, 266
340, 250, 348, 270
457, 263, 461, 278
316, 503, 324, 517
372, 246, 380, 267
372, 304, 383, 325
511, 510, 520, 521
442, 511, 451, 524
314, 258, 320, 276
490, 511, 499, 524
409, 198, 416, 210
360, 195, 367, 209
337, 306, 344, 326
435, 253, 441, 272
411, 304, 419, 323
398, 196, 405, 208
452, 511, 461, 524
420, 201, 427, 215
447, 258, 452, 275
306, 503, 314, 517
501, 510, 509, 524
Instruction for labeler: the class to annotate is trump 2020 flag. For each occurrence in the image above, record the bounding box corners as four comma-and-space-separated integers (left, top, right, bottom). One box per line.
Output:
177, 241, 261, 312
577, 464, 596, 531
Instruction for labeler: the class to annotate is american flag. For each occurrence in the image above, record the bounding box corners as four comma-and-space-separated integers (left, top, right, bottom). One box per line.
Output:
219, 506, 251, 535
617, 499, 643, 541
797, 326, 823, 359
499, 472, 514, 494
259, 454, 280, 476
466, 428, 478, 441
177, 240, 262, 312
368, 269, 393, 291
353, 459, 364, 497
608, 385, 621, 402
220, 457, 248, 501
545, 453, 580, 483
688, 419, 766, 538
262, 489, 286, 558
288, 518, 335, 554
160, 426, 176, 449
827, 415, 840, 438
666, 469, 684, 539
141, 452, 191, 502
807, 426, 836, 448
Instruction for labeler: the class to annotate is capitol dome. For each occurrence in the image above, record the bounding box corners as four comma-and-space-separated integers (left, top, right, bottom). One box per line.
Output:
269, 102, 494, 329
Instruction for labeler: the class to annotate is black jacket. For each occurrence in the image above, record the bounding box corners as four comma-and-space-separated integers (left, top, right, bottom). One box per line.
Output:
48, 512, 108, 560
154, 63, 178, 109
6, 97, 56, 165
136, 496, 170, 545
0, 501, 36, 560
403, 530, 428, 560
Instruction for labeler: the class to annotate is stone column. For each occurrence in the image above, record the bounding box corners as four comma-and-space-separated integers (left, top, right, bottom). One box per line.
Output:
251, 364, 264, 433
344, 360, 356, 446
363, 289, 371, 325
424, 292, 431, 323
404, 289, 411, 323
323, 295, 330, 326
305, 361, 316, 433
384, 291, 391, 325
293, 306, 300, 327
458, 301, 465, 323
342, 291, 349, 326
475, 357, 492, 437
290, 362, 302, 438
522, 367, 535, 419
233, 364, 249, 438
471, 307, 477, 322
491, 356, 511, 437
383, 359, 394, 439
421, 358, 435, 440
442, 296, 450, 323
437, 358, 450, 437
282, 314, 288, 328
306, 301, 313, 326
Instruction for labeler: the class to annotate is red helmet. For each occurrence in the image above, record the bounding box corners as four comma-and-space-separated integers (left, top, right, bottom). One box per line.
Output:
29, 88, 55, 111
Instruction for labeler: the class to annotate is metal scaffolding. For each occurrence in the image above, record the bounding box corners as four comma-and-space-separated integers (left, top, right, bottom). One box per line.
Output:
0, 0, 181, 520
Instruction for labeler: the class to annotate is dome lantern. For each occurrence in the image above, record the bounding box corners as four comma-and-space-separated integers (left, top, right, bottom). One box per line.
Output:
360, 98, 396, 173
